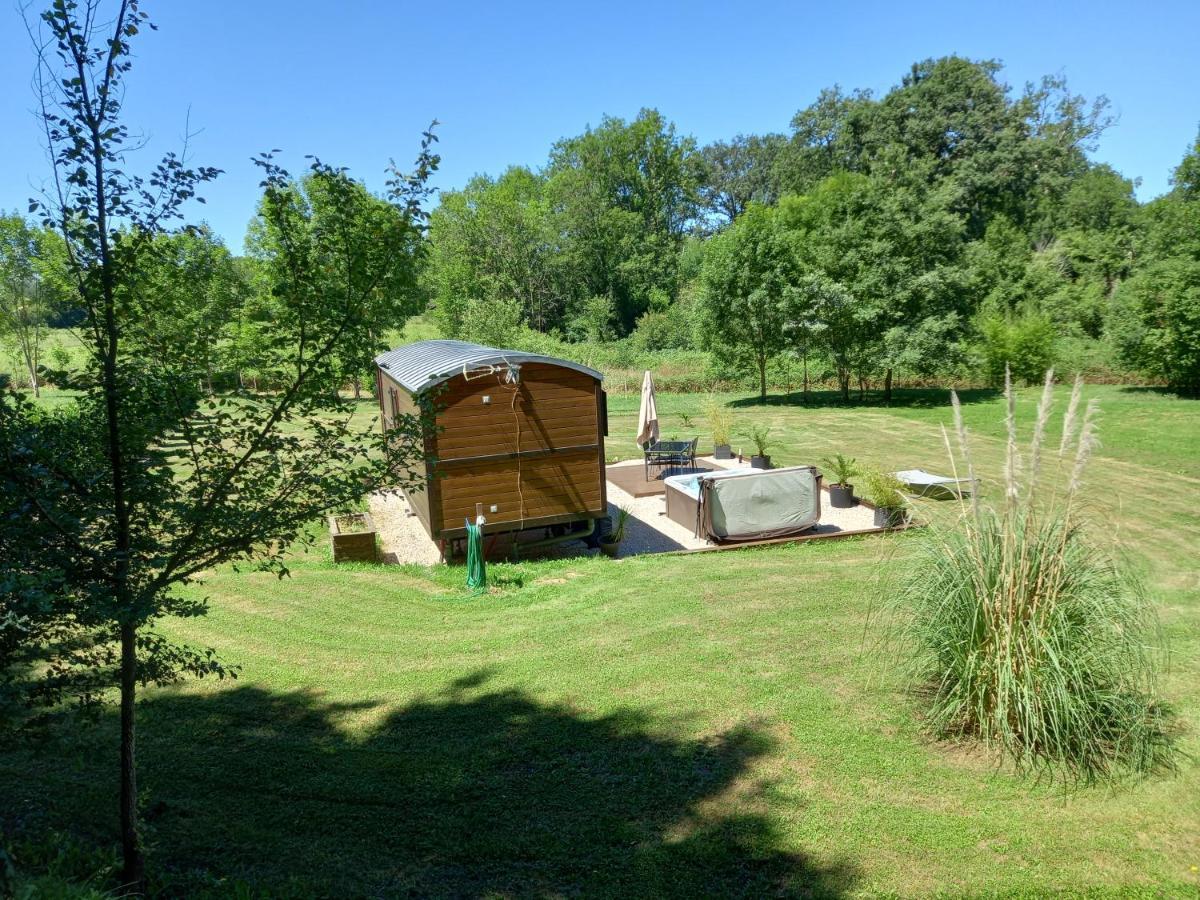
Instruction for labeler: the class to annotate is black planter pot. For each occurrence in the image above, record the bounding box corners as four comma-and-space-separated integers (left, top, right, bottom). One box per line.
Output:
714, 443, 733, 460
750, 454, 771, 469
599, 540, 620, 558
874, 506, 908, 528
829, 483, 855, 508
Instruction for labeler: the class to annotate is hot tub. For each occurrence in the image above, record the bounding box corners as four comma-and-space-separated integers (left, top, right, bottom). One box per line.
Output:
664, 465, 822, 542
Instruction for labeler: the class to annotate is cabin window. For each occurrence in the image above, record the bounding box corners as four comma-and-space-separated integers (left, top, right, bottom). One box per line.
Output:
388, 388, 400, 424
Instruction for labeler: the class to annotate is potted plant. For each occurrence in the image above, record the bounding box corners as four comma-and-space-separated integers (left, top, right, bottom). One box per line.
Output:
820, 453, 860, 508
599, 506, 632, 558
703, 396, 733, 459
861, 470, 909, 527
748, 424, 774, 469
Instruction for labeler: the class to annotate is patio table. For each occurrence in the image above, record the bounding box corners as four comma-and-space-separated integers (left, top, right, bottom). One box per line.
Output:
643, 438, 698, 481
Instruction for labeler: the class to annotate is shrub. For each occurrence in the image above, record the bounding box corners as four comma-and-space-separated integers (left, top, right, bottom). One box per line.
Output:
457, 296, 524, 347
631, 308, 692, 352
861, 470, 907, 509
895, 370, 1175, 781
976, 308, 1056, 386
566, 295, 617, 343
701, 395, 732, 446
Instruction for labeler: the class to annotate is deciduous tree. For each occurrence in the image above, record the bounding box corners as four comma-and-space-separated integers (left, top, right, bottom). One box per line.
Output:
697, 203, 799, 400
2, 4, 435, 889
0, 215, 67, 396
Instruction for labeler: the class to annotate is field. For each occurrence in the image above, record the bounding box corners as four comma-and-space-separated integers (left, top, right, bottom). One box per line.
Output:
2, 384, 1198, 896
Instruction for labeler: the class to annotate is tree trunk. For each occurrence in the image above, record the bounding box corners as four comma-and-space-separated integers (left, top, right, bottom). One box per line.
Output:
20, 341, 39, 397
839, 371, 850, 402
119, 621, 143, 890
884, 368, 893, 406
352, 377, 361, 400
802, 351, 809, 406
758, 354, 767, 402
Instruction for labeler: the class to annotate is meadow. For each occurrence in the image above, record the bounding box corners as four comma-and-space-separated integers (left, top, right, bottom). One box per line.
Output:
2, 381, 1197, 897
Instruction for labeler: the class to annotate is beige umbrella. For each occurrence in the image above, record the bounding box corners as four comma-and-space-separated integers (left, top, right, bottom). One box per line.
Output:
636, 370, 659, 448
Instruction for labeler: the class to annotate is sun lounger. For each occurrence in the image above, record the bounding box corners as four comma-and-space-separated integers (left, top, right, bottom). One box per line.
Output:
894, 468, 975, 499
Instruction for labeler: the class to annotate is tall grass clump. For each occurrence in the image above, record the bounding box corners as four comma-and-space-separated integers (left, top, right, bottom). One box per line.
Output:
898, 369, 1175, 782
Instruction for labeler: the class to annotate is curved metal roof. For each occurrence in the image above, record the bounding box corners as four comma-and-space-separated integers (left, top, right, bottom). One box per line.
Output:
375, 339, 604, 394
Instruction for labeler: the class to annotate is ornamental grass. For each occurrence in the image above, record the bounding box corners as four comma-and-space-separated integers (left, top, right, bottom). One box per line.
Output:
897, 369, 1175, 782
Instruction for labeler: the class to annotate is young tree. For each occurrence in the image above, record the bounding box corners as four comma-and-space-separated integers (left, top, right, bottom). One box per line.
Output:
0, 215, 65, 396
3, 2, 434, 888
697, 203, 799, 400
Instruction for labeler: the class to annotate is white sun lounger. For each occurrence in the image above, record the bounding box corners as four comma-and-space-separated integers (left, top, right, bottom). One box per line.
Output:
894, 468, 975, 499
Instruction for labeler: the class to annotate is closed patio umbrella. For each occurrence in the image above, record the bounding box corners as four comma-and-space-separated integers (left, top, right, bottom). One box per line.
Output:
636, 370, 659, 448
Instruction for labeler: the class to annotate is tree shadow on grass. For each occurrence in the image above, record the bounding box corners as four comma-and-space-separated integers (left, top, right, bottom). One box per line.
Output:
727, 387, 999, 410
8, 671, 858, 897
1115, 384, 1194, 399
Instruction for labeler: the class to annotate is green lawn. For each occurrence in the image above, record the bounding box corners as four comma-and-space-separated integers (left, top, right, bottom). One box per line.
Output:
2, 385, 1198, 897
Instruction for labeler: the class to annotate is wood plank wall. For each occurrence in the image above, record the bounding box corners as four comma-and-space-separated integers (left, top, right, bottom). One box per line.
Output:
378, 370, 433, 534
378, 361, 606, 540
432, 363, 605, 534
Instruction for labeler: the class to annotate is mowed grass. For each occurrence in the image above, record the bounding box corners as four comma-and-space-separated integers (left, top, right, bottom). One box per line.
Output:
2, 385, 1198, 896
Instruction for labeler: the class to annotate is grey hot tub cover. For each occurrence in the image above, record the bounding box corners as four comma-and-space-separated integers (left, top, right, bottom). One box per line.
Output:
698, 465, 822, 542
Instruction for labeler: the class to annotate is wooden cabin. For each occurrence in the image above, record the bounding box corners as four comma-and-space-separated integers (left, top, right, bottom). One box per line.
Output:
375, 340, 608, 552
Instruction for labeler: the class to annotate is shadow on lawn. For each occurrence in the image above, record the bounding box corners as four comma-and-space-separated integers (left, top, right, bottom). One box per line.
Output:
12, 671, 858, 897
1115, 384, 1194, 399
728, 386, 999, 410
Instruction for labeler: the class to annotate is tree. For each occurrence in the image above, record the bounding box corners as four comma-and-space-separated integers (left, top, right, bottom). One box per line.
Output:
779, 171, 966, 400
4, 3, 435, 888
777, 85, 874, 193
126, 227, 249, 393
698, 133, 786, 227
425, 167, 565, 336
0, 215, 66, 396
697, 203, 799, 400
547, 109, 703, 333
246, 169, 428, 396
1112, 130, 1200, 395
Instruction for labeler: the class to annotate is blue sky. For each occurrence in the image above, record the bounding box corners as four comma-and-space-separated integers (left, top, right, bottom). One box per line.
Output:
2, 0, 1197, 249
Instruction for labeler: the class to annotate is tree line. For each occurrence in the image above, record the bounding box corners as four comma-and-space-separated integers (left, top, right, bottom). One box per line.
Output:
420, 58, 1200, 399
5, 57, 1198, 401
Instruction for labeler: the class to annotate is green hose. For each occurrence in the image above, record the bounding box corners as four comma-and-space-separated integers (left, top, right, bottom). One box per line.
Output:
465, 519, 487, 594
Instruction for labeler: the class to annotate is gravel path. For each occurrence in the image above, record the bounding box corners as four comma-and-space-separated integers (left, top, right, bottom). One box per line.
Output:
368, 490, 443, 565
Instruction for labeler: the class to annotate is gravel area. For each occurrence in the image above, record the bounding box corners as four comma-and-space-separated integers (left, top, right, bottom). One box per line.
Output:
368, 456, 886, 565
606, 456, 880, 557
368, 490, 443, 565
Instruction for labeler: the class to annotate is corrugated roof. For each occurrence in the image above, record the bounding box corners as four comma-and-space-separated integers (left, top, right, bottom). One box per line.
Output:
375, 339, 604, 394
